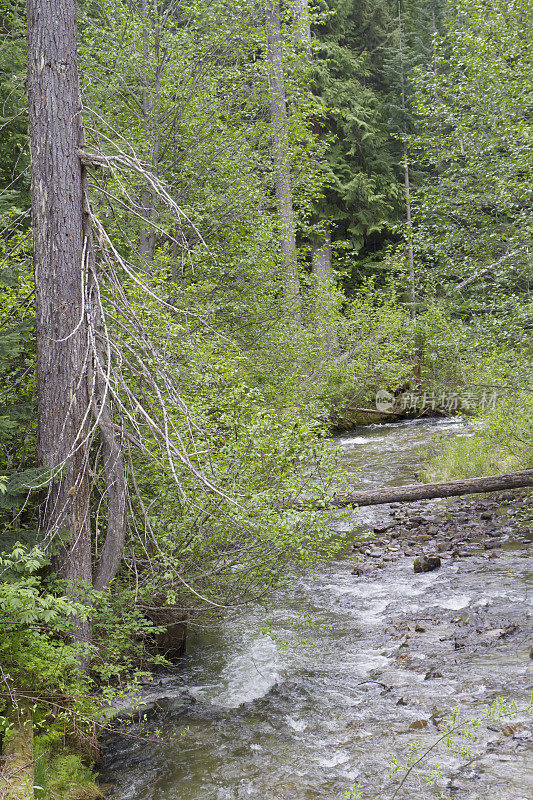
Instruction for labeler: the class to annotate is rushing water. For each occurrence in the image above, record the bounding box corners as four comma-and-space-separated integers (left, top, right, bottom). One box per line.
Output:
102, 418, 532, 800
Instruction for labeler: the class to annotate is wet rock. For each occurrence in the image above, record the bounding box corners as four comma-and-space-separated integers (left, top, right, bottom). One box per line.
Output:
109, 690, 197, 725
373, 523, 392, 533
503, 723, 525, 737
494, 623, 518, 638
145, 605, 188, 661
414, 554, 441, 573
499, 491, 515, 501
424, 667, 443, 679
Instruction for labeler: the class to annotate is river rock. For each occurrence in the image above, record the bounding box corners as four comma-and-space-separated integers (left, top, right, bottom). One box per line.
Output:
145, 606, 188, 660
499, 491, 515, 501
414, 554, 441, 573
424, 667, 443, 679
373, 523, 392, 533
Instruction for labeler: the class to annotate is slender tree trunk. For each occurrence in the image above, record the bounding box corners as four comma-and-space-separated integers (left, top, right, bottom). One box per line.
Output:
139, 0, 161, 265
266, 1, 300, 317
0, 704, 33, 800
294, 0, 334, 290
398, 8, 421, 385
82, 179, 128, 592
311, 229, 335, 347
311, 229, 333, 284
293, 0, 311, 45
398, 12, 415, 321
27, 0, 92, 619
403, 144, 417, 319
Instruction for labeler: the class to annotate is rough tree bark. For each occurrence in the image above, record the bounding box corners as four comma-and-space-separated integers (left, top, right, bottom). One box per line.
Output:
266, 0, 300, 317
27, 0, 93, 608
27, 0, 128, 604
285, 470, 533, 509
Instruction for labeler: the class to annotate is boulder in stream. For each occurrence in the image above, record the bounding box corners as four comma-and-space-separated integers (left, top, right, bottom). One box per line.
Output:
414, 554, 441, 573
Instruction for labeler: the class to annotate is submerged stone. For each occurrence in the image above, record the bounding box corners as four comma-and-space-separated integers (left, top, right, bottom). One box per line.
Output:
409, 719, 428, 729
414, 554, 441, 572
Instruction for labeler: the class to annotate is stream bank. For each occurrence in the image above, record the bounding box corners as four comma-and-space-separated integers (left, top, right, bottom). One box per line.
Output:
100, 419, 532, 800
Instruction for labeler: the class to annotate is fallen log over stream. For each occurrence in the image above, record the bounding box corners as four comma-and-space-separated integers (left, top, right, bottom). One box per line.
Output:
287, 470, 533, 509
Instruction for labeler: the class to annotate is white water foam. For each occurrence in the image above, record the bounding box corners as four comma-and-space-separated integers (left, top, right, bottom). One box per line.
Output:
209, 634, 281, 708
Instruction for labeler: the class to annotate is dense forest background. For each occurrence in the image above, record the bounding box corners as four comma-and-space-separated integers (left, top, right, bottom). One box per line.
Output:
0, 0, 532, 796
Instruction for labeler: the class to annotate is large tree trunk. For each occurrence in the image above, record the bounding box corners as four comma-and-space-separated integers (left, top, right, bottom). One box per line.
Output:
266, 1, 300, 317
27, 0, 92, 614
0, 704, 34, 800
27, 0, 127, 601
285, 470, 533, 509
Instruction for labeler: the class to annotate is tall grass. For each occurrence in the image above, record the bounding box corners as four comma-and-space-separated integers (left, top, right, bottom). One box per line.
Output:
423, 393, 533, 480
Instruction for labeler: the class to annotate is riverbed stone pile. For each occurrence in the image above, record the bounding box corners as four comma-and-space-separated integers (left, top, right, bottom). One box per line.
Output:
351, 489, 532, 573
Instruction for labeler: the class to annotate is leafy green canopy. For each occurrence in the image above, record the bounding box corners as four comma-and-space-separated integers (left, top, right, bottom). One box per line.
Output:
413, 0, 533, 334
